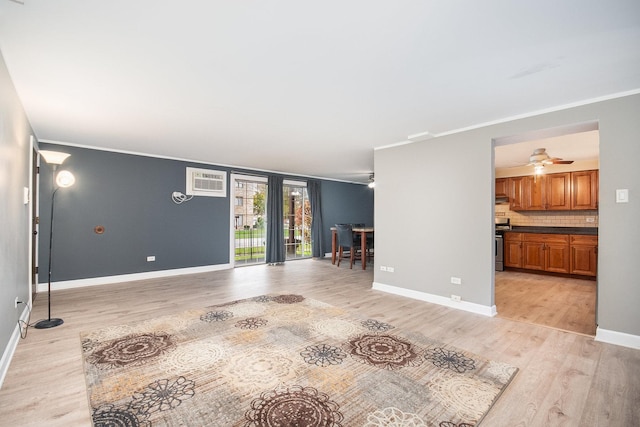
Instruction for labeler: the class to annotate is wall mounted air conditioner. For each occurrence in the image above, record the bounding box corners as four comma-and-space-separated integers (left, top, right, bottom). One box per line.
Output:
186, 167, 227, 198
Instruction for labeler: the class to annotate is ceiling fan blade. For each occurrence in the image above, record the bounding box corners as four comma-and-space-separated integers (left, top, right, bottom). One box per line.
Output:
550, 159, 574, 164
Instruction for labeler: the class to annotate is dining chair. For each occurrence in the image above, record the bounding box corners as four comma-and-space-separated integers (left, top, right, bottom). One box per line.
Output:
335, 224, 361, 269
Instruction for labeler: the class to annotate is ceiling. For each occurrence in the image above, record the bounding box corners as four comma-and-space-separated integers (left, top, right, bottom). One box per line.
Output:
1, 1, 639, 183
495, 129, 600, 169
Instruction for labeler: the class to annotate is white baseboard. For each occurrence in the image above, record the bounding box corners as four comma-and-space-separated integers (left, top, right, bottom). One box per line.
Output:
595, 327, 640, 350
372, 282, 497, 317
0, 303, 31, 390
36, 264, 232, 292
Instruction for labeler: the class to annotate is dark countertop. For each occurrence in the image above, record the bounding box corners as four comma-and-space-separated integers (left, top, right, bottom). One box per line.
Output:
507, 226, 598, 235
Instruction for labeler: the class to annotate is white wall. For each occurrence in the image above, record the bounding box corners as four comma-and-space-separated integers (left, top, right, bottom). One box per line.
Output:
374, 93, 640, 343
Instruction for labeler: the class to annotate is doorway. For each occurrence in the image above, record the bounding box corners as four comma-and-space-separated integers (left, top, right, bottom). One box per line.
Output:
493, 123, 599, 335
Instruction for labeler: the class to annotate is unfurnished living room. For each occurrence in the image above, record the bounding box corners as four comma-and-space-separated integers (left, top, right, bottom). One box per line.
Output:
1, 2, 639, 426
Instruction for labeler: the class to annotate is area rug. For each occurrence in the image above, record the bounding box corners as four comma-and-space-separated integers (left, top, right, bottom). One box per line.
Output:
81, 294, 517, 426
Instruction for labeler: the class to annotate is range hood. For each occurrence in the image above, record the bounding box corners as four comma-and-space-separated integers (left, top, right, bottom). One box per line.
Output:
495, 196, 509, 204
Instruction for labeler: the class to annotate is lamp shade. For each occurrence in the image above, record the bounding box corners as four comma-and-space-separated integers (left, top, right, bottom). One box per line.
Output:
56, 170, 75, 188
40, 150, 71, 165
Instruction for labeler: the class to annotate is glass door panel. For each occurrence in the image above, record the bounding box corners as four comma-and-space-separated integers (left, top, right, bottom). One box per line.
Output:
232, 177, 267, 265
284, 183, 311, 260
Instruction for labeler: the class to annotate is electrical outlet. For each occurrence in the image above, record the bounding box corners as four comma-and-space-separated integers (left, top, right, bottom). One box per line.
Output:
387, 267, 394, 273
451, 277, 462, 285
586, 217, 595, 223
451, 294, 461, 302
380, 266, 387, 271
147, 256, 156, 262
14, 297, 20, 308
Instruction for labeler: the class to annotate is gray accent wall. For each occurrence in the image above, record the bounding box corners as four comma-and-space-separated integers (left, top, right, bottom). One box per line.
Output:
320, 180, 375, 254
37, 145, 232, 281
0, 51, 33, 375
37, 143, 374, 281
374, 93, 640, 337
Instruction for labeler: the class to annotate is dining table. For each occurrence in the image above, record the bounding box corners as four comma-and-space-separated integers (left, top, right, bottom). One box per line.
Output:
330, 226, 374, 270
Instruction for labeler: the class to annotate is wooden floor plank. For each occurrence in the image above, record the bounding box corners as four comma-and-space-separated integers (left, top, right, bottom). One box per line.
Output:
495, 270, 597, 335
0, 259, 637, 427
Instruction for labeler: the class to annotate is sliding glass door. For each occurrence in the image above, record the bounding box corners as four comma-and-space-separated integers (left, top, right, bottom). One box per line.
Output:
230, 176, 311, 265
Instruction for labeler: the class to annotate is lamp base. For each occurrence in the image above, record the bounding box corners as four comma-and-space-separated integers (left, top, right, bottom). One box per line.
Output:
34, 318, 64, 329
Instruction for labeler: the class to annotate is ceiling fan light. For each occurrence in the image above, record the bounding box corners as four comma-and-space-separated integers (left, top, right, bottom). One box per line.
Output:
534, 164, 545, 175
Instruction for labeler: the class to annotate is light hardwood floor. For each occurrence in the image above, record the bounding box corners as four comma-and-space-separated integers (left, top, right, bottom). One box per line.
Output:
495, 271, 597, 336
1, 259, 638, 426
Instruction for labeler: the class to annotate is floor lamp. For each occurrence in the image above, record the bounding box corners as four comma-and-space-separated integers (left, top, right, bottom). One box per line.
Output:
35, 150, 76, 329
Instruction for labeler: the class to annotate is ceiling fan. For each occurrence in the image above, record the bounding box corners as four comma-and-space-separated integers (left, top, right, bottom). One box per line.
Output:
526, 148, 573, 174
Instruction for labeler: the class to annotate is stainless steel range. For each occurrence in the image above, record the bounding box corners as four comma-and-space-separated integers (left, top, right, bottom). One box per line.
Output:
495, 217, 511, 271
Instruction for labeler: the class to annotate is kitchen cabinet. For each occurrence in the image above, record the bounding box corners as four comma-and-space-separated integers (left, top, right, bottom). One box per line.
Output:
571, 170, 598, 210
522, 233, 570, 274
545, 173, 571, 210
505, 232, 576, 275
495, 178, 508, 197
501, 170, 596, 211
521, 173, 571, 210
570, 235, 598, 276
522, 175, 545, 210
508, 177, 524, 210
504, 232, 523, 268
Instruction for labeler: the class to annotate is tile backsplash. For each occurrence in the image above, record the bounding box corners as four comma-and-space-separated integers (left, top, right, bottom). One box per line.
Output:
495, 204, 598, 227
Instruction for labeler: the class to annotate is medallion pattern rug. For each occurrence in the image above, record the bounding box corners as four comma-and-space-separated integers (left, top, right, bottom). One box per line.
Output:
81, 294, 517, 426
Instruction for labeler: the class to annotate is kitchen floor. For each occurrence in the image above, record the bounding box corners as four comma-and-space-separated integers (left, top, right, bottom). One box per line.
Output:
495, 270, 597, 336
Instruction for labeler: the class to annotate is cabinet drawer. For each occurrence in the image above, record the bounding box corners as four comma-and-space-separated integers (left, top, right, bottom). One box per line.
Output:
523, 233, 569, 244
504, 232, 523, 241
570, 235, 598, 245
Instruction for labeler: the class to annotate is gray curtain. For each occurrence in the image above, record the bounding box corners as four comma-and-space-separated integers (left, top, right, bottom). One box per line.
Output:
308, 180, 324, 258
266, 175, 285, 264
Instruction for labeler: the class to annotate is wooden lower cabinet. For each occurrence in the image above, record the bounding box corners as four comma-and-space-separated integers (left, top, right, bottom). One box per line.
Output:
522, 239, 545, 270
504, 232, 594, 276
504, 233, 523, 268
523, 233, 570, 274
570, 235, 598, 276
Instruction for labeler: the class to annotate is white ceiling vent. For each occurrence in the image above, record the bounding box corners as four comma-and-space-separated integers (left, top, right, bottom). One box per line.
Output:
186, 167, 227, 198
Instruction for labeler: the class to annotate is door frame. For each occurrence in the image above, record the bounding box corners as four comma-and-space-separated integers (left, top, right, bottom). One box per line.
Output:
29, 136, 39, 303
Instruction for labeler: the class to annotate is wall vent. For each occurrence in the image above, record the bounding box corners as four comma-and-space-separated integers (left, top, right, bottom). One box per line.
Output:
186, 167, 227, 198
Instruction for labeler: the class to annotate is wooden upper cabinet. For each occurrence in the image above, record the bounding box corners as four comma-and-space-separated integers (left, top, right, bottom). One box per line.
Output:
571, 170, 599, 210
523, 175, 545, 210
545, 172, 571, 210
495, 178, 508, 197
508, 171, 596, 211
508, 177, 524, 210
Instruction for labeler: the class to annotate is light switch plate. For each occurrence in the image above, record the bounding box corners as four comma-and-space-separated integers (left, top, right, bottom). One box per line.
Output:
616, 189, 629, 203
23, 187, 29, 205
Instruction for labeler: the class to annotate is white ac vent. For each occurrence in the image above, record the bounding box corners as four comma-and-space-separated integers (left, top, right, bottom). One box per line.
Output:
186, 167, 227, 198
